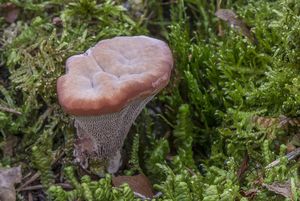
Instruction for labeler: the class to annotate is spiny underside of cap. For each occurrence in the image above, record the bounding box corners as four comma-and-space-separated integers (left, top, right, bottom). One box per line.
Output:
57, 36, 173, 116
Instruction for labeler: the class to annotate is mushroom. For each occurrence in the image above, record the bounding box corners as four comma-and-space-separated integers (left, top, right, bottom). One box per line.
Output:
57, 36, 173, 173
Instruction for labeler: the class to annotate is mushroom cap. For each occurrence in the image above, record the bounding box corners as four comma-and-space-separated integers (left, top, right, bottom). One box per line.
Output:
57, 36, 173, 116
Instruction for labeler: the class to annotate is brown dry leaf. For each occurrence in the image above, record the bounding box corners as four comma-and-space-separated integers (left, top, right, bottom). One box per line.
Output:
287, 143, 296, 152
215, 9, 257, 44
287, 118, 300, 127
237, 153, 249, 181
252, 115, 278, 128
0, 3, 20, 23
242, 188, 260, 200
252, 115, 300, 130
0, 135, 18, 156
291, 134, 300, 147
0, 166, 22, 201
112, 174, 154, 198
263, 181, 292, 199
253, 176, 264, 186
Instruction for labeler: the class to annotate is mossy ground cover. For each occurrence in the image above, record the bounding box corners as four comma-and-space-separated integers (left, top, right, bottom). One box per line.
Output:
0, 0, 299, 200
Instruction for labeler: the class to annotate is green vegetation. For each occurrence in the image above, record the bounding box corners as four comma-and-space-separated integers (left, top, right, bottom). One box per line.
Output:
49, 167, 137, 201
0, 0, 299, 200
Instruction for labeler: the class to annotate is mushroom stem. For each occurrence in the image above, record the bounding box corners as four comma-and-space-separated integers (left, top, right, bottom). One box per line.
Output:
73, 96, 154, 173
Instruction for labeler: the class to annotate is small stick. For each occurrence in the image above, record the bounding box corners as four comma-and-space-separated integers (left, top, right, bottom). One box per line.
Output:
18, 149, 64, 191
17, 172, 41, 191
0, 105, 22, 115
153, 192, 163, 198
19, 183, 73, 191
265, 148, 300, 169
28, 191, 33, 201
133, 191, 162, 200
133, 192, 151, 200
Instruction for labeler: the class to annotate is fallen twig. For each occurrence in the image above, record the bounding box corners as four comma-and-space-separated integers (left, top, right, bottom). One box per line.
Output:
0, 105, 21, 115
153, 192, 163, 198
265, 148, 300, 169
28, 192, 33, 201
18, 149, 65, 191
133, 192, 151, 200
19, 183, 72, 191
237, 153, 249, 181
133, 192, 163, 200
17, 172, 41, 192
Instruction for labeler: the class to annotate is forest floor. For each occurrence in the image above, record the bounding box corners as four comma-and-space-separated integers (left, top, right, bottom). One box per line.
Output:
0, 0, 300, 200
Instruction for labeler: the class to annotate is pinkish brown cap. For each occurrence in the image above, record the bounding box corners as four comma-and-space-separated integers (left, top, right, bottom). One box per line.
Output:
57, 36, 173, 116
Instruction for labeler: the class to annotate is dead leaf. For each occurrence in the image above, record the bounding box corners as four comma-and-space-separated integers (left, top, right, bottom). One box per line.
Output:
0, 135, 19, 156
215, 9, 241, 25
237, 153, 249, 181
291, 134, 300, 147
215, 9, 258, 45
0, 3, 20, 23
287, 118, 300, 127
252, 115, 300, 130
287, 143, 296, 152
252, 115, 278, 128
241, 188, 260, 200
0, 166, 22, 201
253, 177, 264, 186
263, 181, 292, 199
112, 174, 154, 198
